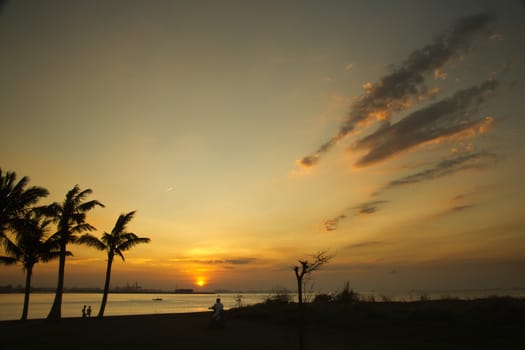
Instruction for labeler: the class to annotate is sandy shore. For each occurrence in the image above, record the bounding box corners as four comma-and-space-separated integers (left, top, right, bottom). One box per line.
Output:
2, 298, 524, 350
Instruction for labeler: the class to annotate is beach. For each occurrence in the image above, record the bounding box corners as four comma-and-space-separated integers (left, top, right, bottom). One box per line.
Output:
2, 297, 524, 350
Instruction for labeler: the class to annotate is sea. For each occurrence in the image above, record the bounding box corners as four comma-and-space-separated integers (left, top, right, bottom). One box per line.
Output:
1, 289, 524, 321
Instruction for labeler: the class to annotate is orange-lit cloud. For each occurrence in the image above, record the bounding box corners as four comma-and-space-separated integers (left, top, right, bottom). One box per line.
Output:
351, 80, 498, 168
299, 12, 494, 168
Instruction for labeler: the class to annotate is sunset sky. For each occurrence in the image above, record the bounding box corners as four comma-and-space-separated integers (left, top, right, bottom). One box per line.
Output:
1, 0, 524, 293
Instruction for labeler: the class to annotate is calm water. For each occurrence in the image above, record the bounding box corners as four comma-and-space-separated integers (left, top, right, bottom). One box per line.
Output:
1, 289, 523, 321
0, 292, 268, 321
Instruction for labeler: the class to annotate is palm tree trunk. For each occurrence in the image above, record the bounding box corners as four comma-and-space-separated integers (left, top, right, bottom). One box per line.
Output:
98, 254, 113, 318
21, 265, 33, 321
47, 240, 66, 320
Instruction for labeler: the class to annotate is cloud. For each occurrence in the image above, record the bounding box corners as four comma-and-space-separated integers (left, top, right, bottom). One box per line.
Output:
452, 184, 495, 202
450, 204, 476, 212
222, 258, 257, 265
299, 12, 494, 168
346, 240, 385, 249
352, 80, 498, 167
323, 214, 346, 231
374, 151, 499, 195
351, 200, 389, 214
169, 257, 257, 265
323, 200, 388, 231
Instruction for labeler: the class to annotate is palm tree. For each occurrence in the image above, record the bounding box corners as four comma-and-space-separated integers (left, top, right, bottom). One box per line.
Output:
0, 168, 49, 238
0, 210, 64, 320
46, 185, 104, 320
79, 211, 150, 318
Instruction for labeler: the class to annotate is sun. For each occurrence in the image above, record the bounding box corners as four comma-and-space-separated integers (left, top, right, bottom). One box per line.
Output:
195, 277, 206, 287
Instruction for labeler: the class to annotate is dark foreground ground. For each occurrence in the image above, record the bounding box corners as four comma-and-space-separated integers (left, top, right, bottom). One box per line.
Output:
1, 297, 524, 349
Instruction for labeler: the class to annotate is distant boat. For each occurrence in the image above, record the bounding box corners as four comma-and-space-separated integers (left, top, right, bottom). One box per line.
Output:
152, 297, 163, 301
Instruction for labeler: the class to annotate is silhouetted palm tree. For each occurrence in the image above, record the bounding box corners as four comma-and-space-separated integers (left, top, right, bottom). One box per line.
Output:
0, 210, 64, 320
46, 185, 104, 320
79, 211, 150, 318
0, 168, 48, 238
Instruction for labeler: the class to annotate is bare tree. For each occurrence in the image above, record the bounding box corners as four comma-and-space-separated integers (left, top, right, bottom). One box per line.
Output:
293, 250, 333, 305
293, 250, 333, 350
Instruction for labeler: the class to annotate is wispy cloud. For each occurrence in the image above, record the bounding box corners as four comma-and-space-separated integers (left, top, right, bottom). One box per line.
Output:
450, 204, 476, 212
169, 257, 257, 265
373, 151, 499, 195
326, 152, 497, 232
352, 80, 498, 168
452, 184, 495, 202
323, 214, 346, 232
299, 12, 494, 168
351, 200, 390, 214
345, 240, 385, 249
323, 200, 388, 231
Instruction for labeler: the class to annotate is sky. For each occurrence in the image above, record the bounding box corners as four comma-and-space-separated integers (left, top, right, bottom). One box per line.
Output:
1, 0, 524, 293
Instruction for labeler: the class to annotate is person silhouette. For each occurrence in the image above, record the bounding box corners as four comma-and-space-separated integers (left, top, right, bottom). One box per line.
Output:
82, 305, 86, 318
87, 305, 92, 318
208, 298, 224, 328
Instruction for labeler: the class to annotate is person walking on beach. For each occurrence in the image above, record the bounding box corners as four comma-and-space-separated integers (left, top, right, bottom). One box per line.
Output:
87, 305, 92, 318
82, 305, 86, 318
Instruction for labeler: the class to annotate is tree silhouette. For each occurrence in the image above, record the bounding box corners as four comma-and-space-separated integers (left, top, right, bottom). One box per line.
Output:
46, 185, 104, 320
0, 210, 64, 320
79, 211, 150, 318
294, 250, 333, 350
0, 168, 48, 239
294, 250, 332, 306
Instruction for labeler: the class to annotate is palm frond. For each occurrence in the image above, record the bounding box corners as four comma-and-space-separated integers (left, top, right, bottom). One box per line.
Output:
112, 211, 136, 235
2, 236, 22, 259
41, 237, 61, 251
70, 212, 87, 225
78, 199, 105, 213
40, 203, 61, 222
0, 170, 48, 226
40, 250, 67, 262
9, 174, 29, 197
78, 234, 106, 251
72, 222, 97, 233
0, 256, 18, 265
115, 249, 126, 261
75, 187, 93, 201
64, 185, 81, 202
21, 186, 49, 207
101, 232, 113, 245
117, 236, 150, 252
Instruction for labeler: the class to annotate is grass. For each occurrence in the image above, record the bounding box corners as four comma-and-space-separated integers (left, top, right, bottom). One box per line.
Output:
1, 296, 524, 349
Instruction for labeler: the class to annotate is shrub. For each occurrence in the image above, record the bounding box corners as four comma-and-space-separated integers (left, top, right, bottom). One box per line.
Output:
333, 281, 360, 304
264, 288, 293, 304
313, 293, 333, 303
